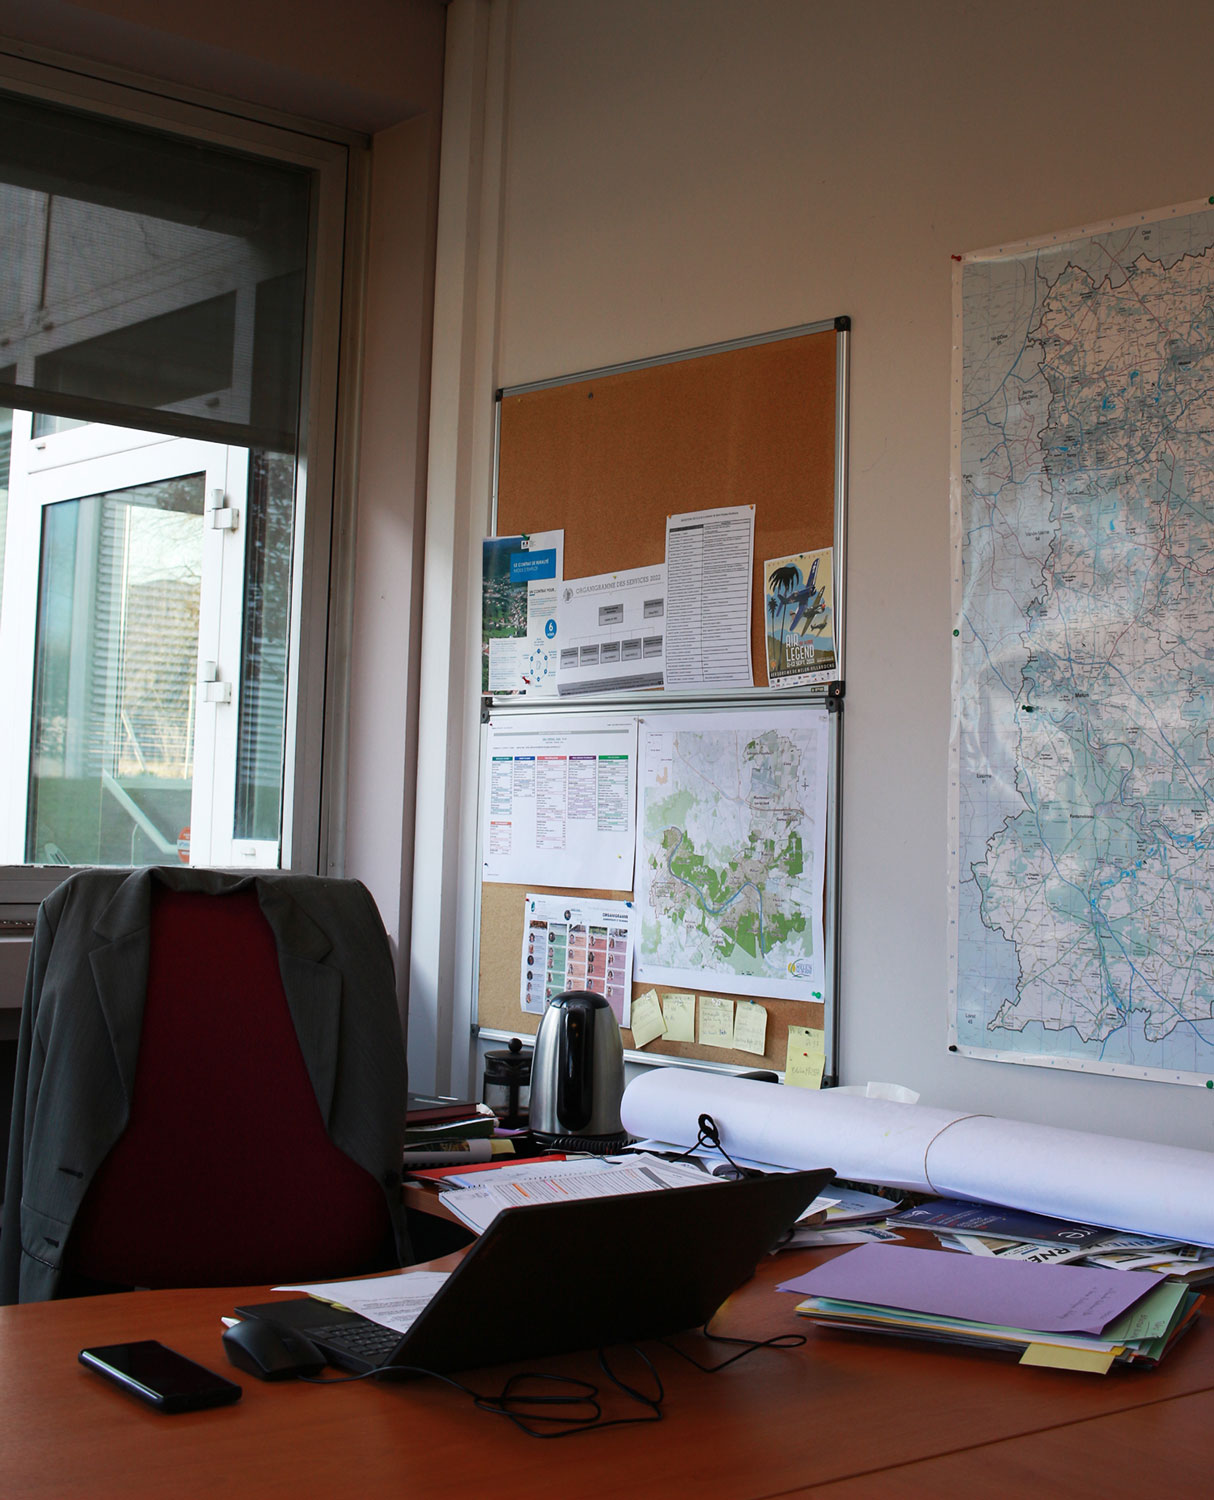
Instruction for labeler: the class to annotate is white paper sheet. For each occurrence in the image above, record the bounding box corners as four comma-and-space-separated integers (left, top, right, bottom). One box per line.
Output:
483, 715, 637, 887
438, 1158, 615, 1190
274, 1271, 450, 1336
620, 1070, 1214, 1247
555, 564, 666, 695
665, 504, 754, 687
440, 1154, 710, 1235
521, 892, 635, 1023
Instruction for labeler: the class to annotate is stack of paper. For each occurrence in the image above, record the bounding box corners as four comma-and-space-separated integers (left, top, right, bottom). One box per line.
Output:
892, 1198, 1214, 1281
780, 1243, 1202, 1374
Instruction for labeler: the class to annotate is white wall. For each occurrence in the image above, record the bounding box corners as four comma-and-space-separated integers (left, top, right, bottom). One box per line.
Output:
422, 0, 1214, 1145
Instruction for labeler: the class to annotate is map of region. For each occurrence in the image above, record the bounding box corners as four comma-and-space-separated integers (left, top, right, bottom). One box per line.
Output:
953, 201, 1214, 1085
635, 710, 828, 1001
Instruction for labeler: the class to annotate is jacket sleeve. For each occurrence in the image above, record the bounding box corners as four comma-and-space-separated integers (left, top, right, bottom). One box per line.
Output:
0, 898, 58, 1304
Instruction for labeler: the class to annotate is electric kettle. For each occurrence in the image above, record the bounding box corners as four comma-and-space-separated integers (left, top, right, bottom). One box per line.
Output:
529, 990, 627, 1152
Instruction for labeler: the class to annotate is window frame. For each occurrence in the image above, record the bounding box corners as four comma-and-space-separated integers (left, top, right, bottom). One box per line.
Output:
0, 44, 367, 910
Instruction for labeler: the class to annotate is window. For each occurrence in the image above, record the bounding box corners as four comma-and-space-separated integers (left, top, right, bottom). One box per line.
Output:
0, 56, 357, 902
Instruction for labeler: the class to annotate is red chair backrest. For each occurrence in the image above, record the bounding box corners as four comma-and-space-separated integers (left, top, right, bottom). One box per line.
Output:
67, 886, 391, 1288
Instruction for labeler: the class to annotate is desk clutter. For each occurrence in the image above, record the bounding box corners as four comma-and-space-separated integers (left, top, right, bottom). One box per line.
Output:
779, 1243, 1202, 1374
401, 1091, 506, 1169
621, 1068, 1214, 1247
616, 1067, 1212, 1374
396, 1064, 1214, 1377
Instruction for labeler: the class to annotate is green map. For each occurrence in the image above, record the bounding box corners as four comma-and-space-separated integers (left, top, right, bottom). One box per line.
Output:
635, 710, 828, 1001
953, 201, 1214, 1085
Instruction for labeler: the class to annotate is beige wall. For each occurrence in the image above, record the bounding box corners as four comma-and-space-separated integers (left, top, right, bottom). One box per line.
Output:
453, 0, 1214, 1145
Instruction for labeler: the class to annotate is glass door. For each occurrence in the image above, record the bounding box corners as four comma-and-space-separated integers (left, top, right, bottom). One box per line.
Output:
0, 418, 277, 868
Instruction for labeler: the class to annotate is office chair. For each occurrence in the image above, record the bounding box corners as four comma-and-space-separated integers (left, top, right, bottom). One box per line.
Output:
2, 867, 411, 1302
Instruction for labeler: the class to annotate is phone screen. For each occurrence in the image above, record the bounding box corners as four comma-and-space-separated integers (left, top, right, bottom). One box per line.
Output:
80, 1341, 242, 1410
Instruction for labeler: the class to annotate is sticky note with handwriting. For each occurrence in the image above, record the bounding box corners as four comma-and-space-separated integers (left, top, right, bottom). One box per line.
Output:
698, 995, 735, 1049
629, 989, 667, 1049
662, 992, 696, 1042
733, 1001, 768, 1056
785, 1026, 826, 1088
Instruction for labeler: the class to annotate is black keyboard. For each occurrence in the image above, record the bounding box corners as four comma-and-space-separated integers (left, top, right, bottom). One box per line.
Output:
305, 1321, 400, 1362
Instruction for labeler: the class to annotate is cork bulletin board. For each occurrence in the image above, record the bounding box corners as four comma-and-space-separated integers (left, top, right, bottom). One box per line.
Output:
495, 321, 843, 683
477, 875, 831, 1074
477, 320, 847, 1075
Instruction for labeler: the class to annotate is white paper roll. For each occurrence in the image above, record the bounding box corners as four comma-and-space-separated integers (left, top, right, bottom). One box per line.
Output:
621, 1069, 1214, 1244
621, 1068, 971, 1191
925, 1115, 1214, 1246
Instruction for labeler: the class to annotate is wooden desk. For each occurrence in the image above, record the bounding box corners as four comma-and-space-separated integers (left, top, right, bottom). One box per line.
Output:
2, 1249, 1211, 1500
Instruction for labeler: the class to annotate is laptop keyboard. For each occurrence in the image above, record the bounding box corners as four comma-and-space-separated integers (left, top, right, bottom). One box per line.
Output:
305, 1321, 400, 1363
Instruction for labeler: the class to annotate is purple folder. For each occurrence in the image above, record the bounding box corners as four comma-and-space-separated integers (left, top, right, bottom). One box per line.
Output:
779, 1243, 1163, 1336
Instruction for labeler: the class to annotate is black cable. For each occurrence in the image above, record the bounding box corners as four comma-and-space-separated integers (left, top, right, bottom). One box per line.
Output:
673, 1113, 764, 1180
304, 1349, 664, 1438
295, 1285, 796, 1435
659, 1323, 806, 1373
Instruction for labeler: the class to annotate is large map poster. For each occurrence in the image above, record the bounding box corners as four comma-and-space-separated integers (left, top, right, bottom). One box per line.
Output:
951, 200, 1214, 1086
635, 708, 829, 1001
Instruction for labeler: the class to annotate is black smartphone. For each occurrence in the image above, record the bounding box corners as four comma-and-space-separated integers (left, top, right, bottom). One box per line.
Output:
79, 1340, 242, 1412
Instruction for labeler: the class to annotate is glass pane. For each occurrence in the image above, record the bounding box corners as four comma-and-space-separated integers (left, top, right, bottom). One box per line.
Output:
0, 403, 10, 624
235, 450, 294, 842
35, 293, 237, 422
26, 475, 204, 866
0, 90, 309, 449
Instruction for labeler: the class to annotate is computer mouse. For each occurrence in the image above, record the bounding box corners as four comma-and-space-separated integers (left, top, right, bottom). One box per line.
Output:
222, 1318, 327, 1381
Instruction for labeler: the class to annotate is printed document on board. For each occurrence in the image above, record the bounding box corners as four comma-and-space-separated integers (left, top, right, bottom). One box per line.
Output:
520, 892, 635, 1023
482, 530, 563, 696
482, 714, 637, 887
555, 564, 666, 695
665, 504, 754, 688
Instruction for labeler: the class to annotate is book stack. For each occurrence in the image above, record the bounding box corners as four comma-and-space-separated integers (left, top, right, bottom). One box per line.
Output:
781, 1242, 1202, 1374
402, 1092, 506, 1171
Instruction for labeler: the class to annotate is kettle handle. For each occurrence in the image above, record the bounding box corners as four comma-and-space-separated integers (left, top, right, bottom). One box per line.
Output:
557, 996, 595, 1132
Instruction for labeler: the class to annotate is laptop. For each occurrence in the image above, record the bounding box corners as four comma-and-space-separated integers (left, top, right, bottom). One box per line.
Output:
235, 1166, 834, 1376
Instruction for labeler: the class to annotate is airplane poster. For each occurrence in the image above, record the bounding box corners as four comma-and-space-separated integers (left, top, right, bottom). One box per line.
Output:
763, 547, 837, 687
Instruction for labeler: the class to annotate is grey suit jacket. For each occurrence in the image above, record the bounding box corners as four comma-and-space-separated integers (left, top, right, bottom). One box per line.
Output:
1, 866, 411, 1303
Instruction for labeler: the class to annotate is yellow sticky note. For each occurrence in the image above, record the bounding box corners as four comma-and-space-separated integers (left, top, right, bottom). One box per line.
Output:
785, 1026, 826, 1088
662, 992, 696, 1043
699, 995, 735, 1049
1019, 1343, 1116, 1375
629, 989, 667, 1049
733, 1001, 768, 1056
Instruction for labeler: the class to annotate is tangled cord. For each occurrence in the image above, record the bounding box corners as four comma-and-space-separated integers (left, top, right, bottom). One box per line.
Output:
304, 1347, 664, 1437
300, 1316, 802, 1435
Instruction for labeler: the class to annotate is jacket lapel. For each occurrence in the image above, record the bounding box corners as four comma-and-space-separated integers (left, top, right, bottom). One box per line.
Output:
88, 870, 155, 1108
255, 880, 341, 1127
